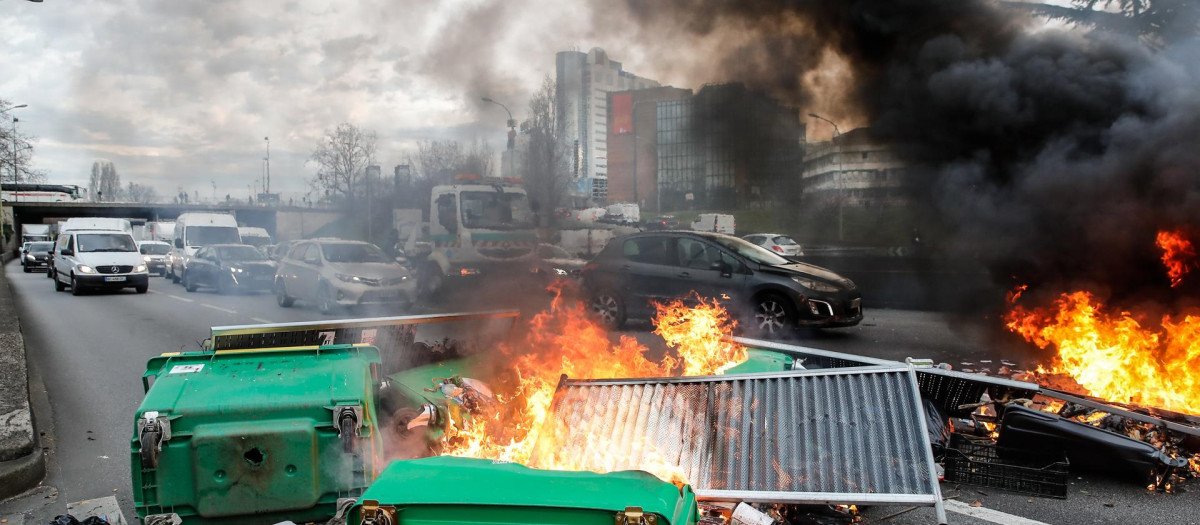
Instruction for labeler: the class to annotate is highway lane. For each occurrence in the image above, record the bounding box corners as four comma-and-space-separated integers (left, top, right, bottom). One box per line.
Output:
4, 261, 1196, 525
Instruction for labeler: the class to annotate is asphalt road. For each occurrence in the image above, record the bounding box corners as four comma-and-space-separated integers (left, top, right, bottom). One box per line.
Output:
1, 261, 1195, 525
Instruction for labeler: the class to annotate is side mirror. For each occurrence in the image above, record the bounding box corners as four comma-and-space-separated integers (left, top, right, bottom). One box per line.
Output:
174, 239, 183, 249
305, 256, 321, 266
60, 249, 74, 257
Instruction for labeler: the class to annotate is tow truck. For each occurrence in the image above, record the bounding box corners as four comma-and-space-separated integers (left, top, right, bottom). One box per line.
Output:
405, 174, 540, 299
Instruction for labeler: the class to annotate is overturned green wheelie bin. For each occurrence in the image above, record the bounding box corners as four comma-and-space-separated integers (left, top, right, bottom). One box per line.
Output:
349, 456, 699, 525
131, 344, 384, 525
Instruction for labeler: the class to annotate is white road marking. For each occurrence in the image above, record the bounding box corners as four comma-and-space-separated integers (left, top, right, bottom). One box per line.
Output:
250, 317, 274, 324
164, 294, 194, 303
201, 303, 237, 314
945, 499, 1051, 525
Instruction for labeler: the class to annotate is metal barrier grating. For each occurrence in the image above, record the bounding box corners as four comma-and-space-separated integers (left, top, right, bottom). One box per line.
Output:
543, 367, 947, 521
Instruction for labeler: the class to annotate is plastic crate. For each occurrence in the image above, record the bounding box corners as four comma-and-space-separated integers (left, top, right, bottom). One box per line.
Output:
943, 433, 1070, 499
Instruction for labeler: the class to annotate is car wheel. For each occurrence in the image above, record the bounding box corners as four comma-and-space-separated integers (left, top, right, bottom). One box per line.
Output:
753, 293, 795, 338
53, 271, 66, 292
23, 265, 30, 273
135, 284, 148, 294
317, 283, 336, 315
183, 271, 197, 293
216, 274, 230, 295
46, 267, 53, 278
276, 279, 294, 307
70, 274, 84, 296
170, 265, 180, 283
589, 290, 626, 329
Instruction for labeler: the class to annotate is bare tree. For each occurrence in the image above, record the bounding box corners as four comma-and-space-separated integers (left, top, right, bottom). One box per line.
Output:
126, 181, 159, 204
522, 75, 571, 227
1, 98, 46, 183
309, 122, 377, 201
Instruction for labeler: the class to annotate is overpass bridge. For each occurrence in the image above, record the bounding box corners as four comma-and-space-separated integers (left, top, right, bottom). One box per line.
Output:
3, 201, 344, 252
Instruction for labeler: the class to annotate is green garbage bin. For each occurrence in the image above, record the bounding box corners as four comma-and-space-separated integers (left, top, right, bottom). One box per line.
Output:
132, 344, 384, 525
350, 456, 698, 525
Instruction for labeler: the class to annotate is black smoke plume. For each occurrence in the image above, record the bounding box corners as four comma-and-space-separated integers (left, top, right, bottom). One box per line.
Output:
614, 0, 1200, 306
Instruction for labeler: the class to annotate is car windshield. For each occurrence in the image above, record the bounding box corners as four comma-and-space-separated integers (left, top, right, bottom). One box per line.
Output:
321, 243, 390, 263
217, 246, 267, 261
460, 191, 535, 230
773, 236, 799, 246
710, 235, 790, 266
186, 226, 240, 246
29, 242, 54, 253
140, 244, 170, 255
77, 233, 137, 253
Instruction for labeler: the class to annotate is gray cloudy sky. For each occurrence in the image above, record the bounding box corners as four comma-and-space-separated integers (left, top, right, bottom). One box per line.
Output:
0, 0, 704, 202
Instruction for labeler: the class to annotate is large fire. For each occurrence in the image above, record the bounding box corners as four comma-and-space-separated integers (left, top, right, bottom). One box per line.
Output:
1005, 230, 1200, 416
439, 287, 744, 483
1156, 229, 1196, 288
1006, 291, 1200, 416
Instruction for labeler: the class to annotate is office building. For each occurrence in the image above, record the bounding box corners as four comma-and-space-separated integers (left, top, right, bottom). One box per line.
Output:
557, 48, 660, 203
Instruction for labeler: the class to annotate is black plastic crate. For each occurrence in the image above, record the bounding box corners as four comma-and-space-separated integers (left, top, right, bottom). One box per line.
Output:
944, 433, 1070, 499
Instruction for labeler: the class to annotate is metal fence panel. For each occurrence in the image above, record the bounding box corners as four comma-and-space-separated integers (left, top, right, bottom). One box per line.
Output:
544, 367, 947, 521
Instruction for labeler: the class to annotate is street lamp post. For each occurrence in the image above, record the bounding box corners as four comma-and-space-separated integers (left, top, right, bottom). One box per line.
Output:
2, 104, 28, 250
264, 136, 270, 194
481, 97, 516, 177
807, 113, 845, 242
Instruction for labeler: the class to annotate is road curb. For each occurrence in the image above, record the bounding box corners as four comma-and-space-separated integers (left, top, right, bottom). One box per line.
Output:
0, 263, 46, 499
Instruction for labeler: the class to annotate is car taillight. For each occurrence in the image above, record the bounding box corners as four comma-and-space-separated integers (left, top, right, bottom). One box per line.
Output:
583, 263, 598, 272
772, 245, 783, 252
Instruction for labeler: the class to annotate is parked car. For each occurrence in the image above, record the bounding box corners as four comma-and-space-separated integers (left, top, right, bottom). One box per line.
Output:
137, 241, 172, 276
581, 231, 862, 336
742, 233, 804, 257
689, 213, 736, 235
21, 241, 54, 273
275, 240, 415, 314
52, 226, 148, 295
181, 244, 277, 294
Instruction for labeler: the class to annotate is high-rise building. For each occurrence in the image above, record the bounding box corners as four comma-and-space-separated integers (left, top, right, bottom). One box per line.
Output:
556, 48, 660, 203
606, 83, 805, 212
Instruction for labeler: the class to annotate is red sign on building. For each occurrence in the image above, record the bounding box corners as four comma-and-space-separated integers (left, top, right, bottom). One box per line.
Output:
612, 93, 633, 135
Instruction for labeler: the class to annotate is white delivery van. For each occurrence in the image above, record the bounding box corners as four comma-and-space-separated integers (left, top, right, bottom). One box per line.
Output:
690, 213, 736, 235
61, 217, 133, 234
52, 222, 148, 295
237, 227, 272, 248
168, 213, 241, 282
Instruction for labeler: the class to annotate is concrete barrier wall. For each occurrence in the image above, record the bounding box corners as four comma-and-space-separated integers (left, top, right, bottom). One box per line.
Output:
0, 259, 46, 499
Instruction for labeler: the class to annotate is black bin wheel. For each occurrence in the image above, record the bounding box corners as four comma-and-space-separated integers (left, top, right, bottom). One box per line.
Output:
339, 416, 356, 454
140, 430, 161, 469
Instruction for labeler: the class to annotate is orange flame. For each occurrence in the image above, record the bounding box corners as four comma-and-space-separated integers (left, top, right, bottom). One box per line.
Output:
1006, 290, 1200, 416
1156, 229, 1196, 287
440, 290, 743, 484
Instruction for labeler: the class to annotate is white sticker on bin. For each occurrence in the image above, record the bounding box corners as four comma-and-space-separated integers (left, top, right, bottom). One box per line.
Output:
169, 364, 204, 374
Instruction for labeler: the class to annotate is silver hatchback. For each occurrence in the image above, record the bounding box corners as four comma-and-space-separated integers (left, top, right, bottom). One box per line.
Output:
274, 240, 415, 313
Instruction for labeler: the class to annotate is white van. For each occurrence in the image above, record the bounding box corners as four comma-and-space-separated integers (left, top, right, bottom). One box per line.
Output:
52, 225, 148, 295
61, 217, 133, 234
168, 213, 241, 282
237, 227, 272, 249
690, 213, 736, 235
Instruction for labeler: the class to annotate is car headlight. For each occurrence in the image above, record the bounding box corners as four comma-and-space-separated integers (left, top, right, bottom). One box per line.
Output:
230, 267, 245, 273
143, 255, 152, 262
77, 265, 95, 274
24, 254, 35, 261
134, 265, 148, 273
335, 273, 362, 283
791, 276, 840, 293
553, 268, 568, 276
459, 267, 480, 276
